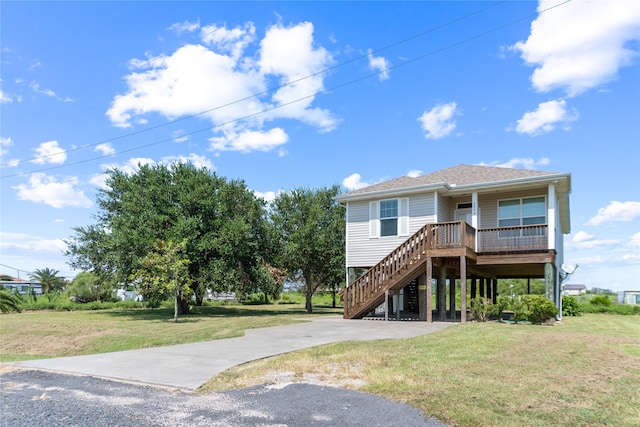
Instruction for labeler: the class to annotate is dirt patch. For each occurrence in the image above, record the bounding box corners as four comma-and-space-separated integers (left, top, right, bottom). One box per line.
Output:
259, 361, 368, 390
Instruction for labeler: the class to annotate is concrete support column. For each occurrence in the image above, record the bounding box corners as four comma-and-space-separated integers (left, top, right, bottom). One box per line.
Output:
545, 262, 556, 302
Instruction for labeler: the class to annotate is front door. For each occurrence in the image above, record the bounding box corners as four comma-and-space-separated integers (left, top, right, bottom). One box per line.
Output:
455, 208, 472, 225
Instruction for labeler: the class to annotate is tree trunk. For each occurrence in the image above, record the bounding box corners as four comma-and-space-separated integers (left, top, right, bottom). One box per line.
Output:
177, 296, 190, 316
305, 285, 313, 314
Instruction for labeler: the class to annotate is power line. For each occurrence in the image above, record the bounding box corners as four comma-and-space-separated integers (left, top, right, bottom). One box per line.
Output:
0, 1, 508, 171
0, 0, 572, 179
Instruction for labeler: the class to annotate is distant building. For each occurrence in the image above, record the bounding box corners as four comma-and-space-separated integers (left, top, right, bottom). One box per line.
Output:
1, 281, 43, 295
562, 284, 586, 296
116, 288, 142, 301
617, 290, 640, 305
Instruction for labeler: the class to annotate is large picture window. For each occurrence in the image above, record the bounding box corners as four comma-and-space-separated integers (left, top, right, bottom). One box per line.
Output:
380, 199, 398, 237
499, 197, 545, 227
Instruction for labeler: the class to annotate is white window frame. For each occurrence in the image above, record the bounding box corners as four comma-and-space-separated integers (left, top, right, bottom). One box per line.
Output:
369, 198, 409, 238
497, 196, 547, 228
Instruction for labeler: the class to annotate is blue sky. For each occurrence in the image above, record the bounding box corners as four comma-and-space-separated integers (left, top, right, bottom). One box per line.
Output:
1, 1, 639, 292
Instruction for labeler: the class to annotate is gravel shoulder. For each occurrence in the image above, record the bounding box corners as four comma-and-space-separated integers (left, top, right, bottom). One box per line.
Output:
1, 367, 449, 427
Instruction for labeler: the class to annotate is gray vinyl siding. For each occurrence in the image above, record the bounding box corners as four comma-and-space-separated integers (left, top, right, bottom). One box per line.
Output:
436, 193, 450, 222
408, 193, 435, 232
346, 193, 435, 268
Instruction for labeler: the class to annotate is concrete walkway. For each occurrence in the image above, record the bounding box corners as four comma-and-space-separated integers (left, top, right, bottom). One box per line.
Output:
11, 316, 453, 390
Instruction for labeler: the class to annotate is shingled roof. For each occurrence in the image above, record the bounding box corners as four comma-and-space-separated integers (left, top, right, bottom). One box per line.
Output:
338, 164, 564, 199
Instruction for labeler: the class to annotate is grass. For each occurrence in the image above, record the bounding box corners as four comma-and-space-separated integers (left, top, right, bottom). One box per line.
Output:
0, 301, 342, 362
200, 314, 640, 427
2, 303, 638, 426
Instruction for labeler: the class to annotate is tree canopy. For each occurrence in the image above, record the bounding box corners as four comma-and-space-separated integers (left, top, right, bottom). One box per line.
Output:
29, 268, 65, 294
66, 163, 276, 314
269, 185, 345, 313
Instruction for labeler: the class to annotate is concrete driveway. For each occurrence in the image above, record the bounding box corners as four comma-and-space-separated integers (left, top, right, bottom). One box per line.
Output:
12, 316, 453, 390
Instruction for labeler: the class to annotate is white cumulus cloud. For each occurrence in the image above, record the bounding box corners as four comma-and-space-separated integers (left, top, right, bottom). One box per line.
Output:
481, 157, 551, 170
628, 232, 640, 248
418, 102, 458, 139
587, 201, 640, 225
367, 49, 390, 81
569, 230, 619, 249
1, 136, 13, 156
512, 0, 640, 96
168, 19, 200, 35
13, 173, 92, 208
95, 143, 116, 156
160, 153, 214, 170
514, 99, 577, 136
407, 170, 423, 178
106, 21, 336, 154
32, 140, 67, 165
342, 173, 371, 191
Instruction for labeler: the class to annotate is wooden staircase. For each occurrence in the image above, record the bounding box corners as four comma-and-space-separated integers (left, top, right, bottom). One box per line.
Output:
343, 223, 429, 319
343, 221, 475, 319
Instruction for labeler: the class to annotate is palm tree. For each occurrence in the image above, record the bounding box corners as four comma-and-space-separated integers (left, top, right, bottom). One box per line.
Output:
0, 289, 21, 313
29, 268, 65, 294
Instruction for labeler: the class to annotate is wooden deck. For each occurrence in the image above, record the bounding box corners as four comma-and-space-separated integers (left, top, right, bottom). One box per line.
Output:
343, 221, 551, 320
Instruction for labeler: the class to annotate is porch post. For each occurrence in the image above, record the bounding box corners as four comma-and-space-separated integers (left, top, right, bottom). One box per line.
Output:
425, 257, 433, 323
384, 289, 389, 322
548, 183, 556, 251
460, 255, 467, 323
418, 273, 426, 321
492, 278, 498, 304
479, 277, 485, 298
470, 275, 477, 300
449, 269, 456, 320
472, 192, 478, 250
438, 267, 447, 321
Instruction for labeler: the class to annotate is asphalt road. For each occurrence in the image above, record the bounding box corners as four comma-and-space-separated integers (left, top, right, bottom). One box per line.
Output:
1, 368, 449, 427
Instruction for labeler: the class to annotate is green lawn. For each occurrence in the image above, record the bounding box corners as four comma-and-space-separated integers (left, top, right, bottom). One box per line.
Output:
201, 314, 640, 427
0, 302, 341, 362
2, 306, 638, 426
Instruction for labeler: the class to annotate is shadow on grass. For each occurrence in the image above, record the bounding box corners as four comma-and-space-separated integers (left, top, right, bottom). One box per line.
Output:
98, 304, 343, 321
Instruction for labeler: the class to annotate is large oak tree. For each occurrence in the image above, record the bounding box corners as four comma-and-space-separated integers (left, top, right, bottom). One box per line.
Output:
66, 162, 274, 314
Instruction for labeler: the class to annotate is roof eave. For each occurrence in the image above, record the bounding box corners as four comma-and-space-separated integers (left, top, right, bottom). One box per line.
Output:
335, 182, 449, 203
446, 172, 571, 195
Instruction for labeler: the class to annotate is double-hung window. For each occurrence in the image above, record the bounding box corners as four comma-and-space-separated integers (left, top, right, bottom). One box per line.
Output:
380, 200, 398, 237
370, 198, 409, 238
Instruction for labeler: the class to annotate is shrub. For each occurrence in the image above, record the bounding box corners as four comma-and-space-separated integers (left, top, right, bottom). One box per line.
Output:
67, 272, 113, 303
470, 297, 493, 322
510, 297, 529, 324
524, 295, 557, 324
590, 295, 611, 307
579, 301, 640, 315
562, 296, 582, 316
492, 295, 510, 322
